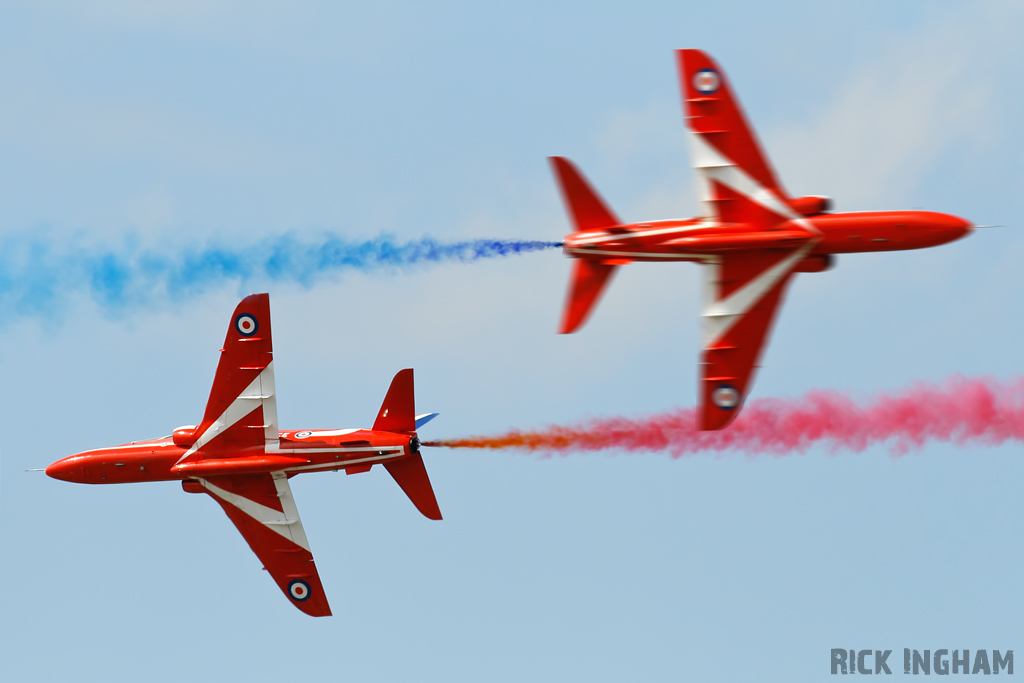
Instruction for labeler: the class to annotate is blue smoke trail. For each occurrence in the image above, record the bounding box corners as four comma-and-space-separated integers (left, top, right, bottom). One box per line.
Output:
0, 233, 562, 321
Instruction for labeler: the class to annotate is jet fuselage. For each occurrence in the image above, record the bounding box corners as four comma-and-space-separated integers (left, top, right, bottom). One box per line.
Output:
562, 210, 972, 263
46, 428, 418, 485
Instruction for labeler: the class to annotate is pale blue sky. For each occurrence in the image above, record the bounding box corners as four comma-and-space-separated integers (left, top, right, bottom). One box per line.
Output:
2, 2, 1023, 681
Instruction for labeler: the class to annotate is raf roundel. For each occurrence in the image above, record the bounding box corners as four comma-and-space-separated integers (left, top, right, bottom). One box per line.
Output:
288, 579, 312, 602
235, 313, 258, 337
693, 68, 720, 95
712, 384, 740, 410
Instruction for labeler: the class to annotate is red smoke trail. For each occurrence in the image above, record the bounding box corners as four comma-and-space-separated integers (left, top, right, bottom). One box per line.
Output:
423, 376, 1024, 457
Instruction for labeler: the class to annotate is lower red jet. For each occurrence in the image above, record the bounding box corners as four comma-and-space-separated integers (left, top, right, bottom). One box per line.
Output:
46, 293, 442, 617
552, 49, 974, 430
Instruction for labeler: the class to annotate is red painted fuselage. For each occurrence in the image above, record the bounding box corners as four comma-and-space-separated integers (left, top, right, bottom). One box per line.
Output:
46, 428, 419, 486
562, 210, 971, 263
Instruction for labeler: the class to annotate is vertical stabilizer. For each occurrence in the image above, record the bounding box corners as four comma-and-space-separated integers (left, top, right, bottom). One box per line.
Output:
373, 369, 416, 433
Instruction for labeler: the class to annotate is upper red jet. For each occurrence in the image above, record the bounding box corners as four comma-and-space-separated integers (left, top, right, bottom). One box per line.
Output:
46, 293, 442, 617
552, 49, 973, 430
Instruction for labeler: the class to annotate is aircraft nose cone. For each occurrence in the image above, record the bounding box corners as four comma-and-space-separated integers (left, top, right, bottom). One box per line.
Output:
46, 456, 85, 483
952, 215, 973, 232
928, 213, 973, 243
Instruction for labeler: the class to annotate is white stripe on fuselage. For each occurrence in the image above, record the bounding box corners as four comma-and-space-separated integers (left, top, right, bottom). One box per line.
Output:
269, 444, 405, 456
564, 248, 712, 260
287, 429, 360, 438
282, 448, 408, 475
569, 221, 710, 246
79, 441, 178, 454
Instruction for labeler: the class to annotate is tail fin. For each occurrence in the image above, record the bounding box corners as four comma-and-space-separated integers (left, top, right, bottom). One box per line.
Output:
373, 369, 443, 520
559, 259, 618, 334
549, 156, 621, 232
677, 49, 796, 225
549, 157, 622, 334
373, 369, 416, 433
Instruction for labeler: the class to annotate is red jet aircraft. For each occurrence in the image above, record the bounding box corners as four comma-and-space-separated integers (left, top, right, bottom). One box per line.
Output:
46, 293, 442, 617
552, 49, 973, 430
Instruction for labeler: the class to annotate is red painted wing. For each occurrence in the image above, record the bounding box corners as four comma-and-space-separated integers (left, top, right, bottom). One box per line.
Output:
677, 49, 806, 227
710, 180, 790, 230
199, 472, 332, 617
677, 49, 785, 199
699, 246, 812, 430
177, 294, 279, 464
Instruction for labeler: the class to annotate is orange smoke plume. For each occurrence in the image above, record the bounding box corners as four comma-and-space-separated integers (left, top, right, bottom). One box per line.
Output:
423, 376, 1024, 457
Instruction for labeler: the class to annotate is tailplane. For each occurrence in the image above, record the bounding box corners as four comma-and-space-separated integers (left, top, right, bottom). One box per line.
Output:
559, 259, 618, 334
549, 156, 621, 232
384, 455, 442, 520
549, 157, 622, 334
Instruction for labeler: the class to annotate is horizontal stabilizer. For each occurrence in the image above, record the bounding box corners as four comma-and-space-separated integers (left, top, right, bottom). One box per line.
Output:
549, 157, 621, 232
384, 453, 442, 520
414, 413, 439, 429
559, 258, 618, 334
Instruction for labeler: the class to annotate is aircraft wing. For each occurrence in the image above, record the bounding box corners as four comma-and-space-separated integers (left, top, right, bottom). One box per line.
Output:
679, 49, 821, 429
699, 245, 812, 430
677, 49, 806, 228
176, 293, 280, 466
197, 472, 332, 617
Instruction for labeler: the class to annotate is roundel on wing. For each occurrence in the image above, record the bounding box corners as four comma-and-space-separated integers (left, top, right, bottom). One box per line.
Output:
712, 384, 740, 410
235, 313, 258, 337
693, 68, 720, 95
288, 579, 312, 602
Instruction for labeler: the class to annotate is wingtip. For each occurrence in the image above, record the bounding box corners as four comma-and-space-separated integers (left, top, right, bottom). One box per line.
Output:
558, 308, 585, 334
